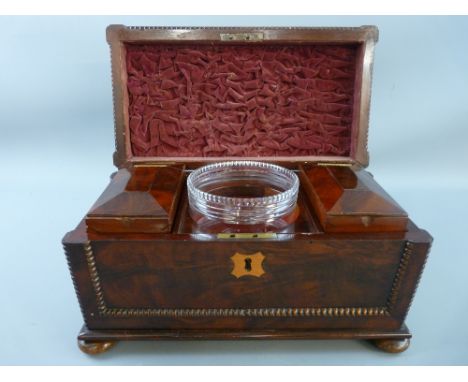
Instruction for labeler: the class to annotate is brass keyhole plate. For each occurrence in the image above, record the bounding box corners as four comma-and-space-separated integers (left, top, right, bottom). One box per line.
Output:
230, 252, 265, 278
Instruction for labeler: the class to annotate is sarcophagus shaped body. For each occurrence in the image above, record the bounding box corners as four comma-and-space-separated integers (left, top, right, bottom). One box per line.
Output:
63, 25, 432, 355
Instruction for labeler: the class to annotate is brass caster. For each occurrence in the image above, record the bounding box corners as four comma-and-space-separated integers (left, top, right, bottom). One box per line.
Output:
78, 339, 116, 355
369, 338, 410, 353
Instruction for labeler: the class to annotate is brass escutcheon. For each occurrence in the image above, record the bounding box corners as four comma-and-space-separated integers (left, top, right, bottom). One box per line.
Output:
230, 252, 265, 278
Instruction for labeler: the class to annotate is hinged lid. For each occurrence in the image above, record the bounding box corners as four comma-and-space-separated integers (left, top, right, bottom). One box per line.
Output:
106, 25, 378, 168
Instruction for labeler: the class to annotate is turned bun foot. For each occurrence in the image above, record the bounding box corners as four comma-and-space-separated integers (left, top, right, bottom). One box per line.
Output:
369, 338, 410, 353
78, 339, 116, 355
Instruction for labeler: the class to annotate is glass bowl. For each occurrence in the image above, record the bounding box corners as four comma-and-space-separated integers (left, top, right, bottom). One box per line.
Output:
187, 161, 299, 231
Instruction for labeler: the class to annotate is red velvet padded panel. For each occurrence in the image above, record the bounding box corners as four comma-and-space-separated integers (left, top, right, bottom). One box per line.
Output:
126, 43, 358, 158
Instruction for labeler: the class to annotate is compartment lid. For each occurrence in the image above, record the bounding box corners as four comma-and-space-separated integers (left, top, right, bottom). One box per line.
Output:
106, 25, 378, 168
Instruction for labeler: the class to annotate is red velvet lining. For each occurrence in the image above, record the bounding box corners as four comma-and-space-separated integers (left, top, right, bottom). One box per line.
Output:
125, 43, 358, 158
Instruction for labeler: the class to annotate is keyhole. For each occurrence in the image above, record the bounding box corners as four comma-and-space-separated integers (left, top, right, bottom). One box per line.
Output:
244, 258, 252, 272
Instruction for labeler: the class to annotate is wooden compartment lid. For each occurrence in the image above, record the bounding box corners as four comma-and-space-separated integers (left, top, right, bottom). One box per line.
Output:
86, 164, 186, 234
106, 25, 378, 169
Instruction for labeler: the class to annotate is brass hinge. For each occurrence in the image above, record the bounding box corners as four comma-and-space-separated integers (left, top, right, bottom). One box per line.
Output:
317, 162, 353, 167
217, 232, 276, 239
220, 32, 264, 42
133, 162, 178, 168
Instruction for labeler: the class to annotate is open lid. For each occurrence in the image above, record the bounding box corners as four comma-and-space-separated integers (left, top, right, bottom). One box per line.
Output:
106, 25, 378, 168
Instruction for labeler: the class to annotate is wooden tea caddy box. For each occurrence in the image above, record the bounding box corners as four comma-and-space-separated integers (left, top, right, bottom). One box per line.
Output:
63, 25, 432, 355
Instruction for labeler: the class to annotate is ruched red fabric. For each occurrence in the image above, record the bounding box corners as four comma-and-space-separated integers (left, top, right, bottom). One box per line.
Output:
125, 43, 358, 158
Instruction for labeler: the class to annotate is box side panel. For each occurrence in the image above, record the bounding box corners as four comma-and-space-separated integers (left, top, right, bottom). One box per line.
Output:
385, 233, 432, 323
63, 240, 102, 327
63, 234, 432, 331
